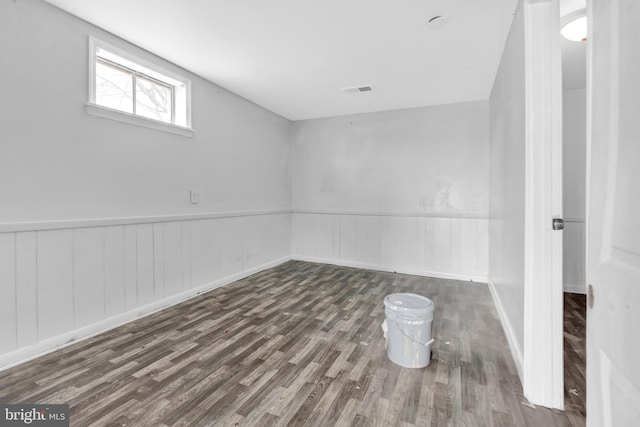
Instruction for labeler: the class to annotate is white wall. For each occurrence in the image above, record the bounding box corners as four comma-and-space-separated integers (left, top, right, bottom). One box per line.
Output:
488, 0, 525, 376
563, 88, 587, 293
292, 102, 489, 215
291, 102, 490, 281
0, 0, 291, 368
0, 0, 291, 223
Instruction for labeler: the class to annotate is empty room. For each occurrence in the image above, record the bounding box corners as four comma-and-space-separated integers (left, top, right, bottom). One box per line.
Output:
1, 0, 638, 426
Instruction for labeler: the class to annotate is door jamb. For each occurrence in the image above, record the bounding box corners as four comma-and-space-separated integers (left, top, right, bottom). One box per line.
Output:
523, 0, 565, 409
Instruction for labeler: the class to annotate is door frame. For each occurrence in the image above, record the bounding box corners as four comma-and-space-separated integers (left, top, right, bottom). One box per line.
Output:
522, 0, 565, 409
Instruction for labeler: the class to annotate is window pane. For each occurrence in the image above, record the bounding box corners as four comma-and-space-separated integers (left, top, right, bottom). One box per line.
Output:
95, 60, 133, 113
135, 76, 172, 123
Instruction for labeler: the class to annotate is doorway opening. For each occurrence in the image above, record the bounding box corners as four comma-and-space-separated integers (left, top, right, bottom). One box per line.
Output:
559, 0, 587, 423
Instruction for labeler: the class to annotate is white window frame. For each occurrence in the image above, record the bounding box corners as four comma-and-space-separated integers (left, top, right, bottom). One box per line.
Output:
87, 36, 194, 137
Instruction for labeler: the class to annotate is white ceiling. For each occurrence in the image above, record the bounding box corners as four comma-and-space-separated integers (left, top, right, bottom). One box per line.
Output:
44, 0, 518, 120
559, 0, 585, 17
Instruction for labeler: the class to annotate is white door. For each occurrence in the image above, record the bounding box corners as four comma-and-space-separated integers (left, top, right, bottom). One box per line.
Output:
586, 0, 640, 425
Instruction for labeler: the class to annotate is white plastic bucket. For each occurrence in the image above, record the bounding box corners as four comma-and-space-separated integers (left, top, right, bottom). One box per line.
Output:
382, 293, 434, 368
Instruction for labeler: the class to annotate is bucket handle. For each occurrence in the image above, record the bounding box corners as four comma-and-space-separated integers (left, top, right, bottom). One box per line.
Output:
392, 320, 434, 347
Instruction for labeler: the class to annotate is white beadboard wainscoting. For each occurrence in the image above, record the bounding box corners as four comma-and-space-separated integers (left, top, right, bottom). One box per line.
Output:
563, 219, 586, 294
0, 210, 290, 370
291, 211, 489, 282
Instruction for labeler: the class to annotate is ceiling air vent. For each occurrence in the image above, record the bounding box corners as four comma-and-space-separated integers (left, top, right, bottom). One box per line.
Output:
341, 85, 374, 94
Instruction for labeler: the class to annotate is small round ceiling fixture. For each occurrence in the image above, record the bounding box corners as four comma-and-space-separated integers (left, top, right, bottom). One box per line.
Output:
428, 15, 450, 30
561, 10, 587, 42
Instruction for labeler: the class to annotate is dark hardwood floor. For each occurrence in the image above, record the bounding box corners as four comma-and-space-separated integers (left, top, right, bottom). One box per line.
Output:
563, 292, 587, 426
0, 261, 584, 426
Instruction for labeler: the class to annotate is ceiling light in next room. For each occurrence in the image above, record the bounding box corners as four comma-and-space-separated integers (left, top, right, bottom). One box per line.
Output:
561, 10, 587, 42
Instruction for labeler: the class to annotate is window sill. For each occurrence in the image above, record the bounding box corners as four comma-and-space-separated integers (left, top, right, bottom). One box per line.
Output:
85, 103, 194, 138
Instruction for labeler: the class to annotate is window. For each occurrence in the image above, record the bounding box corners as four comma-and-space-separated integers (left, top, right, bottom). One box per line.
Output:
87, 36, 193, 137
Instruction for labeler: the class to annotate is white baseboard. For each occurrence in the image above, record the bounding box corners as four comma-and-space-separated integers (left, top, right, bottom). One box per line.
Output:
0, 256, 291, 372
563, 283, 586, 294
487, 277, 524, 383
291, 255, 488, 283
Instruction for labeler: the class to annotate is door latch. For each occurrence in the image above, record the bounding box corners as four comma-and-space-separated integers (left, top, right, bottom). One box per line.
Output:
552, 218, 564, 230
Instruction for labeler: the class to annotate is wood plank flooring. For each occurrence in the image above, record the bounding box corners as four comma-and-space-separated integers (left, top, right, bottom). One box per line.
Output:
0, 261, 584, 426
563, 292, 587, 425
